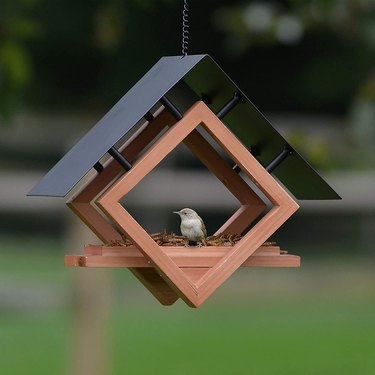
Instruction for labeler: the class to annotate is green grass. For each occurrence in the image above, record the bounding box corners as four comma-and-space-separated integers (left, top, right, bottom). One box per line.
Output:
0, 239, 65, 281
0, 311, 71, 375
110, 300, 375, 375
0, 240, 375, 374
1, 300, 373, 375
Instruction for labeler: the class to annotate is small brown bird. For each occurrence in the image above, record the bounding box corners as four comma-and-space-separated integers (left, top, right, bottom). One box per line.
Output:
173, 208, 207, 246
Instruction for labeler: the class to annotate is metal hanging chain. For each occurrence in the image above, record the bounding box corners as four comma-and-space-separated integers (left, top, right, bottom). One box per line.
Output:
182, 0, 189, 56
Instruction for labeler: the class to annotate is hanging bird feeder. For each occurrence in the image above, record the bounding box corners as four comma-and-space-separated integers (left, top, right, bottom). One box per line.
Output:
28, 54, 340, 307
28, 2, 340, 307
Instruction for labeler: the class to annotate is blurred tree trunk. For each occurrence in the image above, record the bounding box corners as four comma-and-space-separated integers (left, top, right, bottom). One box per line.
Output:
66, 213, 112, 375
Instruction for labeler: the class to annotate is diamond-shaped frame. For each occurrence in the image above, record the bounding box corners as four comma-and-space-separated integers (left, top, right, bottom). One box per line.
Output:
96, 101, 299, 307
66, 106, 267, 306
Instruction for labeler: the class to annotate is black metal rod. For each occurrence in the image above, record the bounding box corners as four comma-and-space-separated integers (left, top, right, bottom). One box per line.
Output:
108, 146, 132, 171
232, 147, 259, 174
144, 112, 154, 122
266, 147, 293, 173
93, 161, 104, 173
160, 96, 183, 120
216, 91, 244, 120
232, 164, 241, 173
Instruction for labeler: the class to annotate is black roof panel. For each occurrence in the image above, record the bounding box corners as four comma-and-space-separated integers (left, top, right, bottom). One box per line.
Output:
29, 54, 340, 200
28, 55, 206, 197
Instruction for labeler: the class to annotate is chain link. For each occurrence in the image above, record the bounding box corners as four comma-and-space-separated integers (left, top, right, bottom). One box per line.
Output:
182, 0, 189, 56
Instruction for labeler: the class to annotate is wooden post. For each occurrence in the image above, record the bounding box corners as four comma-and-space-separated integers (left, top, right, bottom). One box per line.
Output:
66, 211, 112, 375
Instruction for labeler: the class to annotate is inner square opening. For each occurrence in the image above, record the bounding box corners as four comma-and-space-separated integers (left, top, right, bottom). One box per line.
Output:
119, 142, 240, 237
116, 123, 272, 243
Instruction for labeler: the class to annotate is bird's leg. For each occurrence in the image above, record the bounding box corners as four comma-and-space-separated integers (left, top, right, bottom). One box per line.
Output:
185, 240, 201, 247
185, 240, 205, 247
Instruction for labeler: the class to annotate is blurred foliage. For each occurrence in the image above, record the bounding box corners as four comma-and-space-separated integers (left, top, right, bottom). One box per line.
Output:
349, 73, 375, 168
0, 0, 41, 121
213, 1, 375, 50
212, 0, 375, 170
0, 0, 173, 121
0, 0, 374, 169
287, 129, 331, 170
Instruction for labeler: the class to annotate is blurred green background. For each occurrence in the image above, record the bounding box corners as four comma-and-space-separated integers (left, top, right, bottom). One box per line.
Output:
1, 1, 375, 374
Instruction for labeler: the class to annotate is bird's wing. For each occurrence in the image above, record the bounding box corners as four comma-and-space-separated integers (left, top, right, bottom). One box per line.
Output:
198, 216, 207, 237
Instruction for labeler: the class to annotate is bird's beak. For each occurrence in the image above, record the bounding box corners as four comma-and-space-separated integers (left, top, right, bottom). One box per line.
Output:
173, 211, 180, 215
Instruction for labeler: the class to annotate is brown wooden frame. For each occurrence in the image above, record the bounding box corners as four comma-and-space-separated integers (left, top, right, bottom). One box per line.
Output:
91, 101, 299, 307
66, 103, 273, 306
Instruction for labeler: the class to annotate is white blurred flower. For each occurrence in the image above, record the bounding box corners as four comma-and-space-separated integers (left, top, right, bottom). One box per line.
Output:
244, 3, 274, 32
276, 15, 304, 44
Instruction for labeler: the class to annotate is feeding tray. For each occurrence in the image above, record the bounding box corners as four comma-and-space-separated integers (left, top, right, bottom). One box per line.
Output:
66, 235, 299, 272
29, 55, 340, 307
66, 243, 300, 272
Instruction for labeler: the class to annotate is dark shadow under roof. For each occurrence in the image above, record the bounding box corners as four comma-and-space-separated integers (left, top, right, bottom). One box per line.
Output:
29, 54, 340, 200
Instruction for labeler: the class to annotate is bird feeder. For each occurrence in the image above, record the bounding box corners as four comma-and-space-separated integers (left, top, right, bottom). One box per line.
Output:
29, 55, 340, 307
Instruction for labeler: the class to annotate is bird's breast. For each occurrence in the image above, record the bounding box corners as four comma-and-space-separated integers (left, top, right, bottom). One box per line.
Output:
180, 218, 205, 241
181, 218, 200, 230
